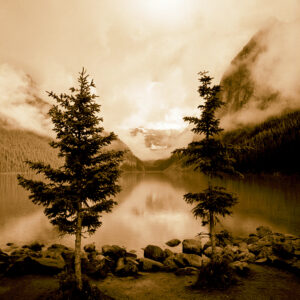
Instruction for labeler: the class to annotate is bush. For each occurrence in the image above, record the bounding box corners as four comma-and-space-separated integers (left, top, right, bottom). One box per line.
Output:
47, 270, 112, 300
193, 258, 238, 290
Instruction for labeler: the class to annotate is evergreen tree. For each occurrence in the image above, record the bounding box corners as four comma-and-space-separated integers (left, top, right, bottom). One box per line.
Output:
174, 71, 238, 259
17, 69, 124, 289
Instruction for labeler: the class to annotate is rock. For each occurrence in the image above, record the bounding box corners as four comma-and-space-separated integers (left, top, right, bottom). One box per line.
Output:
246, 235, 259, 244
61, 250, 75, 268
294, 250, 300, 258
229, 261, 250, 275
272, 241, 294, 259
291, 238, 300, 251
28, 242, 44, 252
256, 226, 272, 238
144, 245, 165, 262
83, 255, 110, 278
290, 260, 300, 276
164, 249, 173, 258
238, 242, 248, 252
174, 253, 210, 268
238, 252, 256, 263
115, 257, 139, 276
267, 255, 280, 264
47, 244, 70, 251
102, 245, 126, 261
6, 256, 65, 276
204, 246, 223, 258
84, 243, 96, 253
33, 257, 65, 274
284, 234, 298, 240
248, 243, 263, 255
255, 257, 268, 264
175, 267, 199, 276
222, 246, 236, 261
0, 250, 10, 263
138, 258, 165, 272
166, 239, 181, 247
182, 239, 202, 255
125, 251, 138, 259
163, 256, 178, 271
257, 246, 273, 259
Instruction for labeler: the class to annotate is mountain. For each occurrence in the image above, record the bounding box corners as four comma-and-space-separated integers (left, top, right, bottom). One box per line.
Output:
149, 22, 300, 175
0, 123, 144, 173
219, 20, 300, 126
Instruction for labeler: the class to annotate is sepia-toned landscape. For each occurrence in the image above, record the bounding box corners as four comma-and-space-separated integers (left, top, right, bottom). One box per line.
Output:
0, 1, 299, 299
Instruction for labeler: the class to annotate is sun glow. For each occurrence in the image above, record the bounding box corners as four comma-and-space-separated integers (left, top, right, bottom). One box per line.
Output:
135, 0, 191, 26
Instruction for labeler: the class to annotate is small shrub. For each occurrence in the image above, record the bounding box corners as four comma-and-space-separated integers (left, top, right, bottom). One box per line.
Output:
48, 270, 109, 300
193, 258, 238, 290
215, 230, 233, 246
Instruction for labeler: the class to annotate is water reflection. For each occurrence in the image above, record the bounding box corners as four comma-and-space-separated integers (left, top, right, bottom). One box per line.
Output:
0, 172, 299, 252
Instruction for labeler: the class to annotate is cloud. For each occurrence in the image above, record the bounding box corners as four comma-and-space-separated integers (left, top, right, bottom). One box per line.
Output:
0, 64, 51, 135
0, 0, 299, 158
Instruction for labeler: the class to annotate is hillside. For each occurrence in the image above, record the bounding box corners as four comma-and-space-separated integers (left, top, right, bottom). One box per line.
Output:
0, 124, 144, 173
221, 110, 300, 174
219, 20, 293, 117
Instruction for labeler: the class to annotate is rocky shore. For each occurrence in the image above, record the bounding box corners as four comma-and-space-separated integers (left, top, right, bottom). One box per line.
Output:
0, 226, 299, 280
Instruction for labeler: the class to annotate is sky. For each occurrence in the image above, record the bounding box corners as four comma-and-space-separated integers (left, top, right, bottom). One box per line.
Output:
0, 0, 299, 159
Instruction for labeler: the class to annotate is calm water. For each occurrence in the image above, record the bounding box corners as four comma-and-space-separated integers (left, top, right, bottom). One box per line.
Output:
0, 172, 299, 252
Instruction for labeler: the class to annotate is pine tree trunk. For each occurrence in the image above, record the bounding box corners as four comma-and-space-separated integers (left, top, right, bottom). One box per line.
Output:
209, 211, 216, 261
75, 210, 82, 290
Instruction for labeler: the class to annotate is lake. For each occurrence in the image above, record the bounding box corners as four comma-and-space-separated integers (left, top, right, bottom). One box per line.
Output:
0, 172, 299, 252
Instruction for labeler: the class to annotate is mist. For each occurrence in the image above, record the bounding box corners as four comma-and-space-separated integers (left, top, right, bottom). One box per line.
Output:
0, 0, 299, 158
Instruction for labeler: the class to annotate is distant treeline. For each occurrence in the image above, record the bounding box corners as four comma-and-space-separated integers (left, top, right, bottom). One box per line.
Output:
0, 127, 144, 173
222, 110, 300, 174
0, 128, 62, 172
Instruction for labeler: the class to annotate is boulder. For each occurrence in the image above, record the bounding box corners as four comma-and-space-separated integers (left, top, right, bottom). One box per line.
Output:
164, 249, 173, 258
229, 261, 250, 276
163, 256, 178, 271
102, 245, 126, 261
166, 239, 181, 247
204, 246, 223, 258
27, 242, 44, 252
182, 239, 202, 255
115, 257, 139, 276
238, 252, 256, 263
144, 245, 165, 262
125, 251, 138, 259
83, 255, 110, 278
174, 267, 199, 276
6, 255, 65, 276
256, 226, 272, 238
84, 243, 96, 253
138, 258, 165, 272
222, 246, 236, 261
248, 243, 264, 255
0, 250, 10, 263
255, 257, 268, 264
272, 241, 294, 259
257, 246, 273, 259
238, 242, 248, 252
174, 253, 210, 268
47, 244, 70, 251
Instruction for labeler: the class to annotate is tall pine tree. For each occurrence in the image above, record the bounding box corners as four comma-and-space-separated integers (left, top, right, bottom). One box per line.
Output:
18, 69, 123, 289
174, 71, 238, 260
